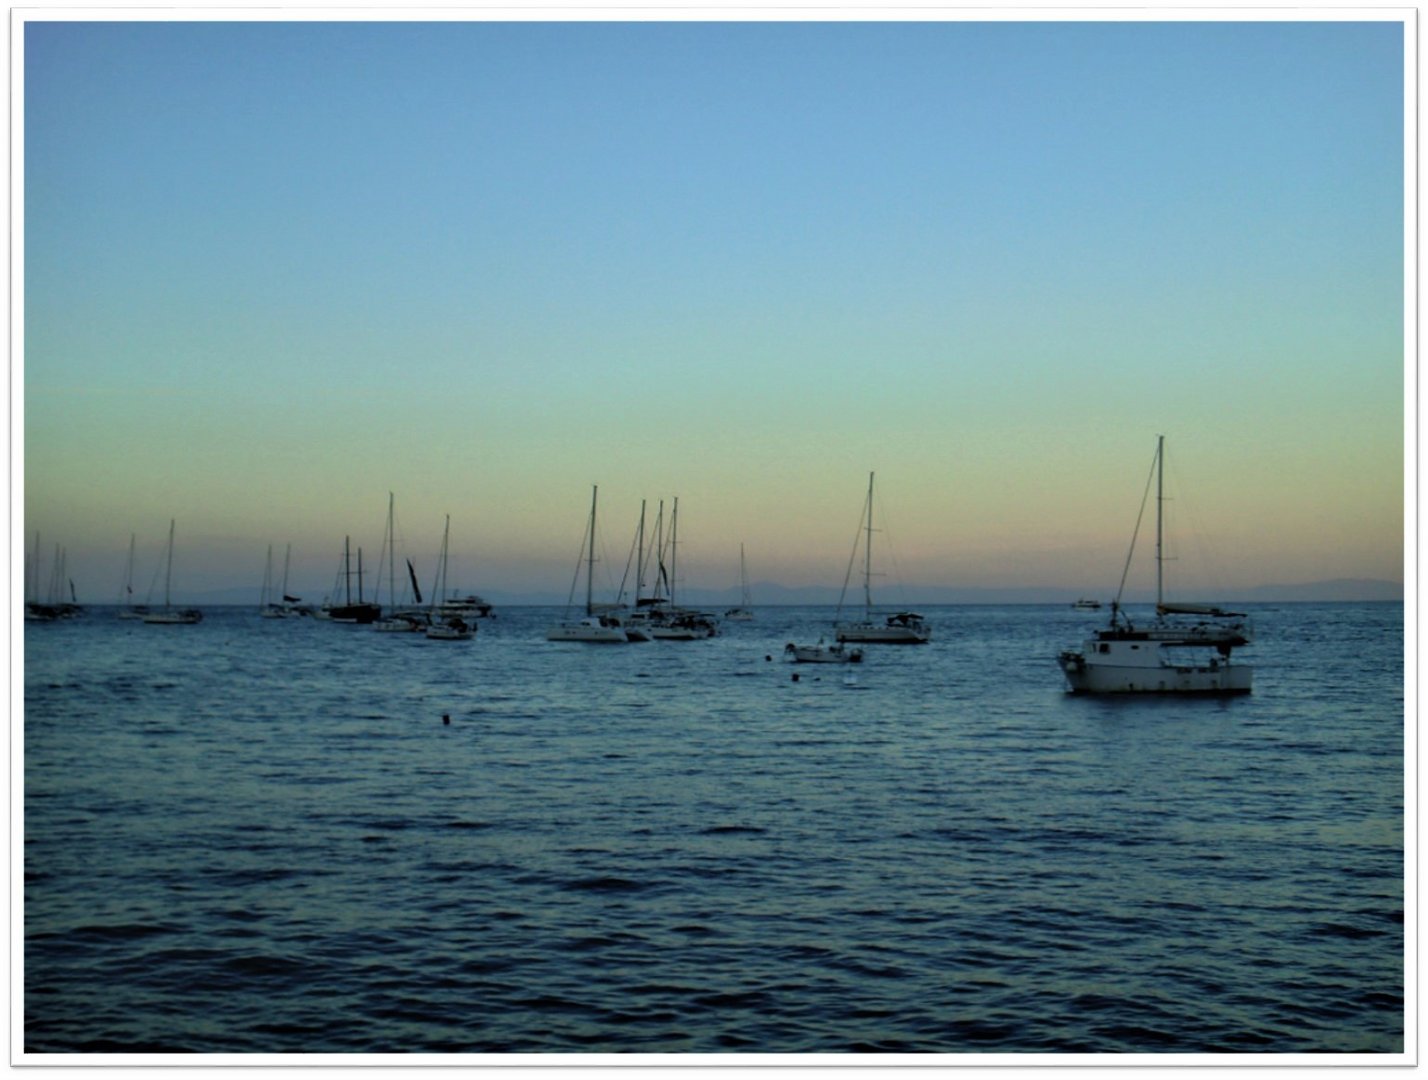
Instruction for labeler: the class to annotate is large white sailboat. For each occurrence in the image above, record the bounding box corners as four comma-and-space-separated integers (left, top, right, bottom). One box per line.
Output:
425, 515, 475, 641
142, 520, 203, 625
834, 472, 930, 644
1057, 436, 1253, 695
547, 486, 629, 643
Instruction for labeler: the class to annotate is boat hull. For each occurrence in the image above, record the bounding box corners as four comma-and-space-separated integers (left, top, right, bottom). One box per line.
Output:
142, 610, 203, 625
328, 603, 381, 624
785, 642, 862, 664
547, 618, 627, 643
836, 622, 929, 644
1059, 649, 1251, 695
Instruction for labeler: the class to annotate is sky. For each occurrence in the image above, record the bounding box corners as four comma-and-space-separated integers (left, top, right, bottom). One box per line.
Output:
18, 13, 1408, 604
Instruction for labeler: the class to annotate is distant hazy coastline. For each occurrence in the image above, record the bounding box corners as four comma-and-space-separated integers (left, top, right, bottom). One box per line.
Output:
164, 578, 1403, 609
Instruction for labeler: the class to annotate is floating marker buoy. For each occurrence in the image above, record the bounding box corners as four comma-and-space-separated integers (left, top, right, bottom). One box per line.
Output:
443, 713, 451, 725
791, 673, 799, 682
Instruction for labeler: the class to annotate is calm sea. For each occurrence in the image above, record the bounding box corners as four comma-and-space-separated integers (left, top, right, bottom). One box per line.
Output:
22, 602, 1405, 1057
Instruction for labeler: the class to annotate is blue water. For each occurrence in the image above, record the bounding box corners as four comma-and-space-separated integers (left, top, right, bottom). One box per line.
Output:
23, 603, 1404, 1055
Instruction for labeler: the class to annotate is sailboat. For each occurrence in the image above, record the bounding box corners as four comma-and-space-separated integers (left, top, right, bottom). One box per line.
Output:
547, 485, 629, 643
374, 494, 428, 632
724, 543, 755, 621
142, 520, 203, 624
259, 544, 305, 618
324, 536, 381, 624
117, 533, 149, 619
1057, 435, 1253, 694
426, 516, 475, 640
645, 498, 719, 640
833, 473, 930, 644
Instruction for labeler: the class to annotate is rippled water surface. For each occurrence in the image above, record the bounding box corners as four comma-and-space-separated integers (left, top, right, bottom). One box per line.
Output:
23, 603, 1404, 1055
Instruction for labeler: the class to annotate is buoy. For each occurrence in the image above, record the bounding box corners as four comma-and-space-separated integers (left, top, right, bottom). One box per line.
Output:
791, 673, 799, 682
442, 713, 451, 725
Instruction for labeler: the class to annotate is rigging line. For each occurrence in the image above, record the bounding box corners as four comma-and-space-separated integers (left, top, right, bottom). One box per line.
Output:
616, 511, 641, 605
836, 489, 870, 619
563, 519, 589, 612
1113, 447, 1161, 615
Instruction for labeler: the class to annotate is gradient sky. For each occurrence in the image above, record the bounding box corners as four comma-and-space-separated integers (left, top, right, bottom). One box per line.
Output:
19, 14, 1407, 603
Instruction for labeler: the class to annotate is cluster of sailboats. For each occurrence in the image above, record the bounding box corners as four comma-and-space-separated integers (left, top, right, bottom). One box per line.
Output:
25, 439, 1256, 695
540, 442, 1253, 697
294, 496, 488, 641
26, 519, 205, 624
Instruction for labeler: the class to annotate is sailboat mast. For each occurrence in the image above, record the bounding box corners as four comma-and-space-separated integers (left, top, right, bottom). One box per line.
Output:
636, 499, 647, 603
386, 493, 396, 611
864, 472, 875, 618
344, 536, 353, 604
122, 533, 136, 604
670, 497, 679, 608
432, 514, 450, 613
586, 485, 598, 616
1155, 434, 1164, 610
281, 544, 292, 600
163, 520, 175, 609
740, 542, 749, 606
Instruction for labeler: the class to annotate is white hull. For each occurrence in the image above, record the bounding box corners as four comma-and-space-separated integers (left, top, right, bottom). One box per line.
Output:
723, 609, 754, 621
547, 617, 627, 643
785, 641, 862, 664
648, 623, 717, 640
426, 624, 474, 641
1059, 641, 1251, 695
836, 620, 929, 644
143, 610, 202, 625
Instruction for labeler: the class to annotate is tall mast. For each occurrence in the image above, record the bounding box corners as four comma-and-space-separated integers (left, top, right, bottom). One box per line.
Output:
344, 536, 353, 604
281, 544, 292, 601
636, 499, 647, 604
740, 542, 749, 607
1155, 434, 1164, 610
654, 500, 666, 601
586, 485, 598, 616
122, 533, 136, 605
864, 472, 875, 619
262, 544, 273, 610
669, 497, 679, 608
432, 514, 450, 615
386, 492, 396, 611
163, 520, 175, 609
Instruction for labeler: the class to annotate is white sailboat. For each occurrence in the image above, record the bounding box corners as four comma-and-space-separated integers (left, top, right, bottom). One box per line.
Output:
426, 516, 475, 640
644, 498, 718, 639
547, 485, 629, 643
374, 494, 427, 633
1057, 436, 1253, 694
142, 520, 203, 624
724, 543, 754, 621
834, 473, 930, 644
117, 533, 149, 619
